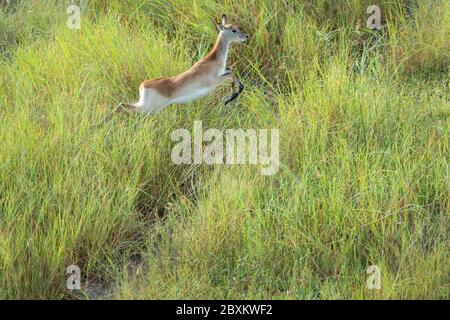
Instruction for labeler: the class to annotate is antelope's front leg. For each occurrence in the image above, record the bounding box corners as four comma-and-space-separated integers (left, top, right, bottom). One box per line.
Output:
222, 69, 244, 106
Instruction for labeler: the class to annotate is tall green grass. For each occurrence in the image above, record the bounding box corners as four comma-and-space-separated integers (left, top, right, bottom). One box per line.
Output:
0, 0, 448, 299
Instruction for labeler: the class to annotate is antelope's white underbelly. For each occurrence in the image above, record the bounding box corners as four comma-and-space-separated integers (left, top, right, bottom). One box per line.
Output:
170, 86, 213, 104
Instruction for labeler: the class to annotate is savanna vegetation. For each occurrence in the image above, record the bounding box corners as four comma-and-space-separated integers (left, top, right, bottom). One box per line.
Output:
0, 0, 448, 299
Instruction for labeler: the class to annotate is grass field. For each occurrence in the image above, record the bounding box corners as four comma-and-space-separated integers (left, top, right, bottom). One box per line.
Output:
0, 0, 448, 299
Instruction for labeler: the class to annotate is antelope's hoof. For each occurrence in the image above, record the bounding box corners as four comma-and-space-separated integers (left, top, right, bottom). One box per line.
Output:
224, 93, 239, 106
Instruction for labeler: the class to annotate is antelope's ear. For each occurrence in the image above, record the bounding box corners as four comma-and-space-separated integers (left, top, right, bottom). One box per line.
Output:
217, 23, 225, 32
221, 14, 228, 25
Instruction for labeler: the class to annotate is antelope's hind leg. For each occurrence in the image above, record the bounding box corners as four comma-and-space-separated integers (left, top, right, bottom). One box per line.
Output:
117, 103, 140, 114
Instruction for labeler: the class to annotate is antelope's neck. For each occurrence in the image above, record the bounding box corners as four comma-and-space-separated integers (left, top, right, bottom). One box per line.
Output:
207, 33, 229, 66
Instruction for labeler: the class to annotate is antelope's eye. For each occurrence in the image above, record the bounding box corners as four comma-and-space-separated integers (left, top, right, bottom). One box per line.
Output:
232, 29, 237, 33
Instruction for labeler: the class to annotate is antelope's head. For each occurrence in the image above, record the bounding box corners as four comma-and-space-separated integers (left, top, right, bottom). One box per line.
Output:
217, 14, 248, 43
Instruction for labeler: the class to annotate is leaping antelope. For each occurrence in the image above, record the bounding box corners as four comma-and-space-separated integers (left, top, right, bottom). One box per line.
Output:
120, 15, 248, 115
